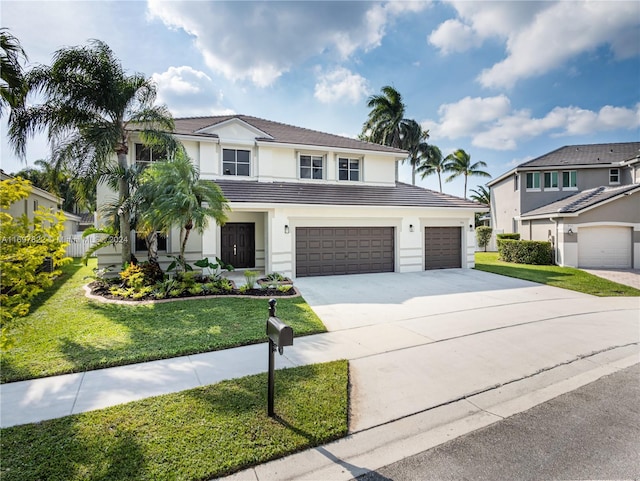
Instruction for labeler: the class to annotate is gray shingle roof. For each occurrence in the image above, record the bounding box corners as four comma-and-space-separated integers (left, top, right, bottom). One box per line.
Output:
173, 115, 407, 154
521, 184, 640, 218
212, 180, 485, 209
519, 142, 640, 169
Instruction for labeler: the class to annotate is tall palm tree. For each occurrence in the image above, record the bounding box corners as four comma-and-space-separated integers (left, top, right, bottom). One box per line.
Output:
469, 185, 491, 205
0, 28, 28, 117
416, 145, 447, 192
142, 151, 229, 272
444, 149, 491, 199
400, 119, 429, 185
361, 85, 406, 148
8, 40, 176, 265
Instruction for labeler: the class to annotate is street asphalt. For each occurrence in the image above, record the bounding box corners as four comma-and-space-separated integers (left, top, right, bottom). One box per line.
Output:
354, 363, 640, 481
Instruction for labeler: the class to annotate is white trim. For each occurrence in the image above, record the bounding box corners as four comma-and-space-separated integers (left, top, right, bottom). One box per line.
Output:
194, 117, 273, 139
255, 139, 405, 159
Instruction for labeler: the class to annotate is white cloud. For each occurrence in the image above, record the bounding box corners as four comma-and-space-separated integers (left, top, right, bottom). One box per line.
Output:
424, 97, 640, 151
428, 19, 479, 55
147, 0, 428, 87
314, 67, 371, 104
430, 1, 640, 88
152, 66, 233, 117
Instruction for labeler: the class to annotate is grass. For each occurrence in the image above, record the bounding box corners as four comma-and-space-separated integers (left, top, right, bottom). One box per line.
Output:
475, 252, 640, 297
1, 259, 326, 383
0, 360, 349, 481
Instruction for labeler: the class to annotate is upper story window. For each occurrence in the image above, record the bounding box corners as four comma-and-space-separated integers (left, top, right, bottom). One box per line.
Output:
135, 143, 167, 166
223, 148, 250, 176
338, 157, 360, 181
609, 168, 620, 184
562, 170, 577, 189
514, 174, 519, 191
300, 154, 324, 180
525, 172, 540, 191
544, 171, 558, 190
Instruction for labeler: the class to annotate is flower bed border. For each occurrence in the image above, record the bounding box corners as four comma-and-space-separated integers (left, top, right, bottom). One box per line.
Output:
83, 284, 301, 305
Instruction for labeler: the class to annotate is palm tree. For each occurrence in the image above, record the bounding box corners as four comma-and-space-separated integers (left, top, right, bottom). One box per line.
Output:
444, 149, 491, 199
8, 40, 176, 266
416, 145, 448, 192
361, 85, 406, 148
142, 151, 229, 272
400, 119, 429, 185
0, 28, 28, 117
469, 185, 491, 205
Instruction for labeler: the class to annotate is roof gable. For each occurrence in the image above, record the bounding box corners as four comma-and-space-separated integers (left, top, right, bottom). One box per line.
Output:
195, 117, 273, 142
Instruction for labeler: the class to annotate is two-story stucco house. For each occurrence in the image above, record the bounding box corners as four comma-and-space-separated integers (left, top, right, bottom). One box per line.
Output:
488, 142, 640, 269
97, 115, 486, 278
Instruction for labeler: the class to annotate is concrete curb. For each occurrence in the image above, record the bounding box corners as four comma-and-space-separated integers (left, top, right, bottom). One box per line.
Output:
220, 348, 638, 481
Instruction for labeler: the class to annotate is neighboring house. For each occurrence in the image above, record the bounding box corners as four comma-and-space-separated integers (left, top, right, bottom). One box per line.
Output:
97, 115, 487, 278
1, 170, 80, 237
489, 142, 640, 269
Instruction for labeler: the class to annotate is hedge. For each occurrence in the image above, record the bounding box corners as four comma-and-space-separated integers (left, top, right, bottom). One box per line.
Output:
498, 239, 553, 265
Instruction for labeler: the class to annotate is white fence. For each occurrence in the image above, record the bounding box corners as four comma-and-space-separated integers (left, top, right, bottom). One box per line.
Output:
62, 234, 97, 258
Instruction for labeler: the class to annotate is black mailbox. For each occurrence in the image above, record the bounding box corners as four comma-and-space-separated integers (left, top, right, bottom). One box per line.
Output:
267, 316, 294, 348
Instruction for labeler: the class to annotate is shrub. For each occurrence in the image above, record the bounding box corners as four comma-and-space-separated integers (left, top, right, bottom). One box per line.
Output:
498, 239, 553, 265
476, 226, 492, 252
244, 270, 259, 288
496, 232, 520, 249
0, 177, 71, 347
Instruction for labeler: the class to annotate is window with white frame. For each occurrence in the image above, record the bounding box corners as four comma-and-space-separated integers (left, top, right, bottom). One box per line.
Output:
135, 143, 167, 166
609, 168, 620, 184
514, 174, 519, 191
525, 172, 540, 190
562, 170, 577, 189
223, 148, 251, 176
338, 157, 360, 181
299, 154, 324, 179
135, 233, 167, 252
544, 171, 558, 190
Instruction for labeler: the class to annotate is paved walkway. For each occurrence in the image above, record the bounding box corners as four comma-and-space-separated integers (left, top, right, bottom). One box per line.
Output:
582, 268, 640, 290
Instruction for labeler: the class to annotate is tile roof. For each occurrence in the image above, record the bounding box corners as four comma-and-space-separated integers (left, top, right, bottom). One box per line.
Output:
519, 142, 640, 169
521, 184, 640, 218
173, 115, 408, 154
212, 180, 486, 209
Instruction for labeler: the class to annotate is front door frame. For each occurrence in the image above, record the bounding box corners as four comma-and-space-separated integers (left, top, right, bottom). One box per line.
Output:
221, 222, 256, 269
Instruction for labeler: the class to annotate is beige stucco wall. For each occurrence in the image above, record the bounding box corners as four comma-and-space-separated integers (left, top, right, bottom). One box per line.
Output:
490, 174, 520, 235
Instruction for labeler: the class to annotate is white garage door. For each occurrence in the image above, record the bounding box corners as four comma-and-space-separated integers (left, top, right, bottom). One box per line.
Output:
578, 226, 632, 268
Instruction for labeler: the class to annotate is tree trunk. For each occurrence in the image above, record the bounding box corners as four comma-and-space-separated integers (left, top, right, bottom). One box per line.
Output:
438, 174, 442, 193
146, 231, 158, 263
117, 151, 131, 266
411, 163, 416, 186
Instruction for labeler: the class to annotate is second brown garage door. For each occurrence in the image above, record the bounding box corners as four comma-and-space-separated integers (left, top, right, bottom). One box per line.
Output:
296, 227, 394, 277
425, 227, 462, 269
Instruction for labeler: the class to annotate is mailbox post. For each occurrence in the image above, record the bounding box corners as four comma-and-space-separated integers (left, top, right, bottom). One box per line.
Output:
266, 299, 293, 417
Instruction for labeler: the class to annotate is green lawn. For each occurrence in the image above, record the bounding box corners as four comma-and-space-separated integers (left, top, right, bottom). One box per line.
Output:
1, 259, 326, 383
1, 360, 348, 481
475, 252, 640, 297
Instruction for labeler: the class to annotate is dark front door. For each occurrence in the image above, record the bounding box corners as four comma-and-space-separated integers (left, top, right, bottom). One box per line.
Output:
221, 223, 255, 269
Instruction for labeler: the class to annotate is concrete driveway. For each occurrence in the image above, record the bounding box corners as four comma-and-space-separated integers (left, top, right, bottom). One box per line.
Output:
294, 270, 639, 433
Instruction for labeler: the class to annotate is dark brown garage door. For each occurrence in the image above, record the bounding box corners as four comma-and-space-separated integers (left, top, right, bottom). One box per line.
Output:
296, 227, 394, 277
425, 227, 461, 269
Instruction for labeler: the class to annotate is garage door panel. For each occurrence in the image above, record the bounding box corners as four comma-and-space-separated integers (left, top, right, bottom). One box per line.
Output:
578, 227, 631, 268
296, 227, 394, 277
425, 227, 462, 269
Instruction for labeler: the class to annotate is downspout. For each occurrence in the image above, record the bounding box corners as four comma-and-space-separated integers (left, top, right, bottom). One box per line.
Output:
549, 217, 558, 265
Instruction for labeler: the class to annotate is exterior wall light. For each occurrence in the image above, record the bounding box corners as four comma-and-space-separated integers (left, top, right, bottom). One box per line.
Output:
567, 228, 573, 235
284, 225, 290, 234
469, 224, 474, 231
409, 224, 414, 232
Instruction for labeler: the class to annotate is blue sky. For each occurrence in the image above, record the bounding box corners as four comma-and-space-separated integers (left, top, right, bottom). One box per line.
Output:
1, 0, 639, 198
